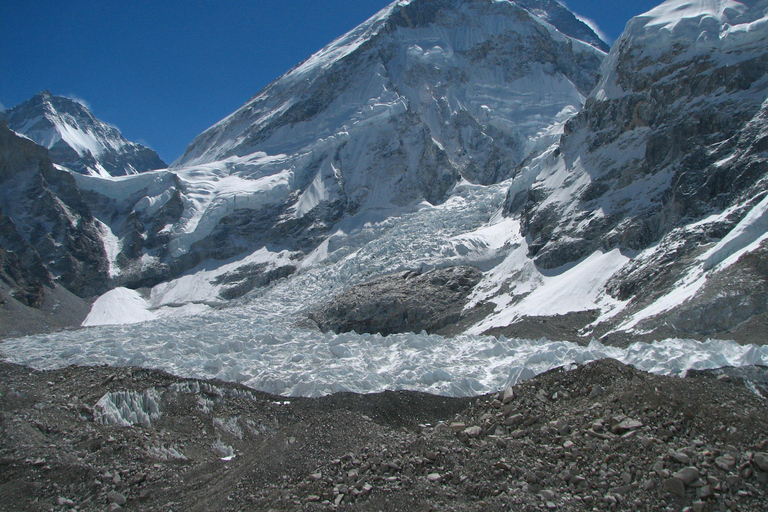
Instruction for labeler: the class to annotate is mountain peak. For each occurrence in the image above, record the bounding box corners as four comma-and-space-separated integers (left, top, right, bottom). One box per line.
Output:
6, 92, 166, 177
176, 0, 606, 168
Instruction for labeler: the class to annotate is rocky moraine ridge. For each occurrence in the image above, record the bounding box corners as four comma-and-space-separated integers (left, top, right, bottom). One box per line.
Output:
1, 359, 767, 511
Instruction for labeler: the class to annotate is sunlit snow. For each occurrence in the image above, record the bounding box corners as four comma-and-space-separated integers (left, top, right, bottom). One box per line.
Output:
4, 180, 767, 398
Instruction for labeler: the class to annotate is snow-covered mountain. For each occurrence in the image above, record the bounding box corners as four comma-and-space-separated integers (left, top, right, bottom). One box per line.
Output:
74, 0, 606, 296
3, 0, 768, 398
4, 91, 166, 178
3, 0, 768, 356
471, 0, 768, 343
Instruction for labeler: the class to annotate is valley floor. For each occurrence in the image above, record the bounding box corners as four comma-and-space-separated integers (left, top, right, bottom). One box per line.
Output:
1, 359, 767, 511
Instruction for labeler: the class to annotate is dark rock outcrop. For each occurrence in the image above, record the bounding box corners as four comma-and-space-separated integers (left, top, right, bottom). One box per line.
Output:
0, 122, 109, 298
309, 266, 483, 336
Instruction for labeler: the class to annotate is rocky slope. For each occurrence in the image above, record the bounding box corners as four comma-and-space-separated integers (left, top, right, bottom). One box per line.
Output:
4, 92, 166, 178
469, 0, 768, 343
1, 358, 766, 511
0, 122, 108, 336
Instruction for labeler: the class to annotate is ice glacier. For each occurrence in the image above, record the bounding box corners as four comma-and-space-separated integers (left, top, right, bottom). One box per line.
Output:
3, 176, 767, 398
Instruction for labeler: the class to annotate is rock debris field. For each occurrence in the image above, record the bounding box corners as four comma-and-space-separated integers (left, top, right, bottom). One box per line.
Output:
1, 359, 767, 511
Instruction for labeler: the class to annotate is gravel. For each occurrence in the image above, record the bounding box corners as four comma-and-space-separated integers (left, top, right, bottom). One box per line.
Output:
1, 358, 766, 511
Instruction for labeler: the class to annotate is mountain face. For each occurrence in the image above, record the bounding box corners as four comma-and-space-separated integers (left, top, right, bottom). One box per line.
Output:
477, 0, 768, 343
0, 122, 106, 336
72, 0, 606, 296
4, 91, 166, 178
3, 0, 767, 348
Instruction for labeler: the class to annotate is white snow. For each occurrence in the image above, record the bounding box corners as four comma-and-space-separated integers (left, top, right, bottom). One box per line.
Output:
56, 119, 107, 159
469, 247, 629, 334
83, 288, 156, 327
701, 193, 768, 271
149, 247, 296, 308
593, 0, 768, 101
94, 219, 122, 278
641, 0, 749, 33
612, 193, 768, 334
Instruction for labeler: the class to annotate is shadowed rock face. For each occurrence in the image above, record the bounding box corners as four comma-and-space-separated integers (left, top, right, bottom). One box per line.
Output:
309, 266, 483, 336
0, 122, 109, 299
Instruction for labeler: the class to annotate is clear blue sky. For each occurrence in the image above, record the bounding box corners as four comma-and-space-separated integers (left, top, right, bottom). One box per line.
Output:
0, 0, 662, 164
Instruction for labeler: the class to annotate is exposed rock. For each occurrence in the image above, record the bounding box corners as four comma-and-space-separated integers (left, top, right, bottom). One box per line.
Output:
106, 490, 126, 505
308, 266, 483, 336
613, 418, 643, 434
463, 426, 483, 438
716, 453, 737, 471
670, 451, 691, 465
0, 123, 109, 298
1, 358, 767, 511
663, 477, 687, 497
756, 452, 768, 473
673, 467, 700, 486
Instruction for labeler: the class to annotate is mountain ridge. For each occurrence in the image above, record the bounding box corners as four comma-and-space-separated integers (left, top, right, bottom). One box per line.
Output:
4, 91, 166, 178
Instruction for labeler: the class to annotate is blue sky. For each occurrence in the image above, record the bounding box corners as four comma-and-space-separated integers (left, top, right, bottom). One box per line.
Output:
1, 0, 661, 164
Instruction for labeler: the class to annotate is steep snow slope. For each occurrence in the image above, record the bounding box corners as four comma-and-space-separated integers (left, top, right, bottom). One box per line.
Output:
5, 92, 166, 178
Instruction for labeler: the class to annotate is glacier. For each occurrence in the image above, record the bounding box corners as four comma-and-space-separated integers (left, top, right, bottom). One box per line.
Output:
3, 177, 767, 398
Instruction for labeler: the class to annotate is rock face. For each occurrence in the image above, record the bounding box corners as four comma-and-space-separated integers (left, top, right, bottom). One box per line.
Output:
4, 91, 166, 177
510, 1, 768, 269
309, 266, 483, 335
0, 122, 106, 336
0, 122, 109, 298
491, 0, 768, 342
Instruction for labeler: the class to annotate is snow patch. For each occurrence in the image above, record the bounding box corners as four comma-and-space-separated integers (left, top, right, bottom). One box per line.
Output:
83, 288, 156, 327
470, 247, 629, 334
701, 193, 768, 271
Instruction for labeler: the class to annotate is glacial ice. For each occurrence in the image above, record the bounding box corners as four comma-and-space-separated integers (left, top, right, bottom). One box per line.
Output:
5, 314, 767, 399
94, 389, 161, 427
5, 173, 768, 399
